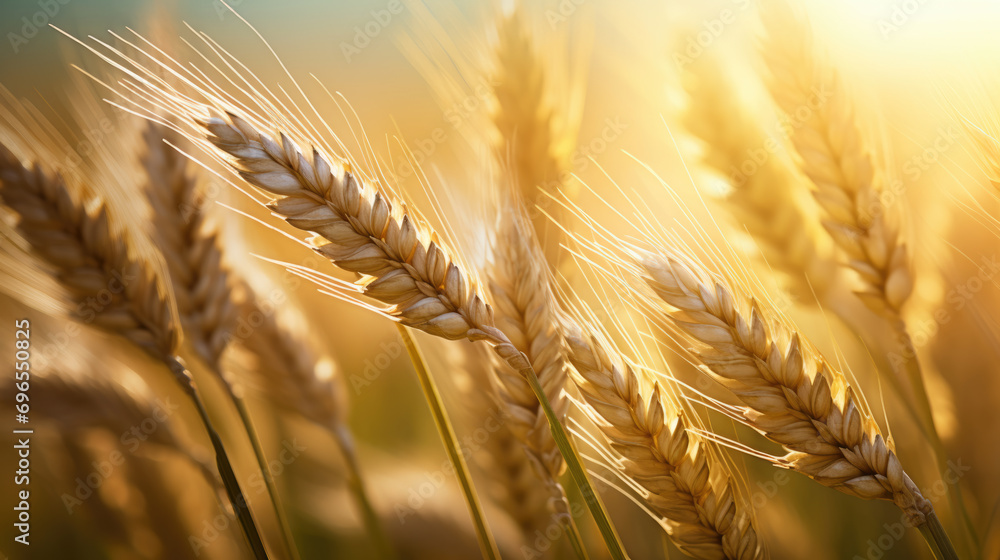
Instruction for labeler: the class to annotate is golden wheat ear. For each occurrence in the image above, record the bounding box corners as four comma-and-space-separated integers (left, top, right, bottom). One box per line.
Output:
758, 0, 912, 317
142, 123, 238, 368
480, 183, 583, 551
633, 246, 962, 558
490, 9, 578, 268
563, 319, 766, 560
758, 4, 972, 554
0, 94, 270, 557
679, 54, 837, 305
0, 141, 180, 361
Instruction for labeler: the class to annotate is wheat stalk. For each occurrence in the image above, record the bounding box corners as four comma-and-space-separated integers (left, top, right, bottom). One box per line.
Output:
637, 248, 936, 524
142, 116, 379, 556
565, 322, 765, 560
141, 123, 305, 560
681, 56, 837, 303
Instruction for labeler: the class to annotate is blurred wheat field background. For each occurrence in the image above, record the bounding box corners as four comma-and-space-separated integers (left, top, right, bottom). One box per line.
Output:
0, 0, 999, 559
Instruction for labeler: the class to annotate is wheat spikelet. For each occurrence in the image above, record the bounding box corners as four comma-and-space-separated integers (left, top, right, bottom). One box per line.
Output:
758, 0, 913, 317
0, 142, 179, 363
485, 418, 554, 532
491, 11, 569, 264
681, 56, 836, 303
142, 123, 237, 367
485, 197, 572, 526
638, 248, 933, 525
564, 322, 764, 560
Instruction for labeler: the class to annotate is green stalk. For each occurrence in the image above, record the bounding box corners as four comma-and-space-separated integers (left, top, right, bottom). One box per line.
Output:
564, 515, 591, 560
918, 510, 960, 560
230, 395, 300, 560
918, 522, 945, 560
521, 361, 629, 560
168, 358, 269, 559
925, 511, 960, 560
396, 325, 500, 560
893, 321, 977, 558
214, 361, 390, 558
329, 424, 397, 559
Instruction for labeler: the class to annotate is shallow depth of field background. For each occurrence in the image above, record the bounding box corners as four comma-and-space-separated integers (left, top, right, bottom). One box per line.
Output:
1, 0, 999, 559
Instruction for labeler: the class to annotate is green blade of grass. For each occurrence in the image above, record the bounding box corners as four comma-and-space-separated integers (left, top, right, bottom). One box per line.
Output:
564, 514, 591, 560
396, 325, 500, 560
892, 324, 975, 558
521, 360, 629, 560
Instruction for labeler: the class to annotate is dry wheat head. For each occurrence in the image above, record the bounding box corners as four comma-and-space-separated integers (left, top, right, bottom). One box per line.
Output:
639, 248, 932, 525
0, 142, 179, 362
486, 197, 572, 524
197, 110, 535, 378
143, 123, 237, 367
759, 0, 913, 316
491, 11, 568, 264
565, 323, 764, 560
682, 56, 836, 303
233, 277, 348, 436
448, 339, 554, 536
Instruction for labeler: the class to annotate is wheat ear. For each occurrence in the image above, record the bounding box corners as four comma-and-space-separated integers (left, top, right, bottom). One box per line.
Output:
235, 284, 348, 433
681, 56, 836, 303
455, 341, 552, 535
565, 323, 764, 560
0, 140, 268, 559
491, 11, 569, 265
142, 123, 237, 366
486, 198, 577, 538
638, 249, 936, 523
0, 142, 179, 361
197, 111, 536, 384
759, 5, 973, 552
758, 0, 911, 317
